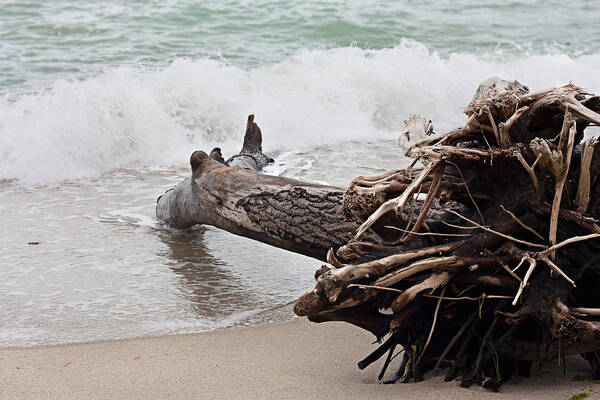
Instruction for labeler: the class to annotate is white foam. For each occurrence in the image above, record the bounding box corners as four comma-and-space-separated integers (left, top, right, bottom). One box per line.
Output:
2, 40, 600, 184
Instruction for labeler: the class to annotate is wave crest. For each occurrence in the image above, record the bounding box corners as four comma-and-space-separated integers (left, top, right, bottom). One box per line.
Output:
2, 41, 599, 183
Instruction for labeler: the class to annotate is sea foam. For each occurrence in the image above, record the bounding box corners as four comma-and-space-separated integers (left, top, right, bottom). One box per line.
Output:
2, 41, 599, 184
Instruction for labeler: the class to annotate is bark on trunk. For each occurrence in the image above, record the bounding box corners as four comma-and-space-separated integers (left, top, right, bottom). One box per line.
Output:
156, 151, 358, 260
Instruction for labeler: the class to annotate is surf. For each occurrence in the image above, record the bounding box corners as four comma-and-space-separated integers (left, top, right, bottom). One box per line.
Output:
2, 40, 600, 184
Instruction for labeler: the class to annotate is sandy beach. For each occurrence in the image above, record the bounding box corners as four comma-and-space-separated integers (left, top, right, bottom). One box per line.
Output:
1, 318, 596, 400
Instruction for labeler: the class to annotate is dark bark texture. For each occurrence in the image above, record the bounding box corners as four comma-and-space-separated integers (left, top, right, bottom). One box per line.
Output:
156, 151, 358, 260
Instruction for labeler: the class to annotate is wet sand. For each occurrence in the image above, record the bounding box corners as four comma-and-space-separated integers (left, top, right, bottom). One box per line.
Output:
1, 318, 596, 399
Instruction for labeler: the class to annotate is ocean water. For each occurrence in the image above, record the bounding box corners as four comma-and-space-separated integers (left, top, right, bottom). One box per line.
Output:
1, 0, 600, 347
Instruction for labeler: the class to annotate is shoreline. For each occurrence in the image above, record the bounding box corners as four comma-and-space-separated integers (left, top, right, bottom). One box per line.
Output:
1, 319, 596, 399
0, 302, 301, 351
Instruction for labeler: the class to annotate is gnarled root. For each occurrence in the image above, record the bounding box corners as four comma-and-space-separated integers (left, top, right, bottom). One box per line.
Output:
295, 79, 600, 390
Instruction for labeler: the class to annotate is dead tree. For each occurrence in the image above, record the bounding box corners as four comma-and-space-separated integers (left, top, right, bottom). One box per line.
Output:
157, 79, 600, 389
156, 150, 359, 260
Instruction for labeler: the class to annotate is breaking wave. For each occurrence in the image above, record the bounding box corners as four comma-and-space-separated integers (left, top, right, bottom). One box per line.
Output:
2, 40, 599, 183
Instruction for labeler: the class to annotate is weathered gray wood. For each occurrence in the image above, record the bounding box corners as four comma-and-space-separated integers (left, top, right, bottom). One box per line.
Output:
156, 151, 359, 260
224, 114, 274, 171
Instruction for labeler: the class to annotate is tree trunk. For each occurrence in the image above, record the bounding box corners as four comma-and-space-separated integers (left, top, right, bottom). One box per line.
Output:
156, 150, 358, 261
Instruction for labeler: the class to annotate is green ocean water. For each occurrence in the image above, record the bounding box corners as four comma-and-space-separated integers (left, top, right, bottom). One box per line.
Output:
2, 0, 598, 92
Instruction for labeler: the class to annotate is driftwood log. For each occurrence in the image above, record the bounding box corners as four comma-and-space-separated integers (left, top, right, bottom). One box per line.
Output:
157, 79, 600, 389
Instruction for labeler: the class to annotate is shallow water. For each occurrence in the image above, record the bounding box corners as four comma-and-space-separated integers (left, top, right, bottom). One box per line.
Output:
0, 141, 404, 346
1, 0, 600, 346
